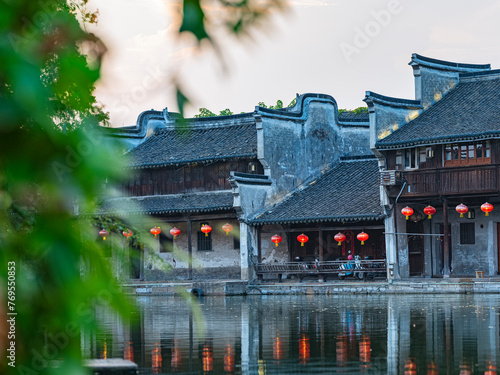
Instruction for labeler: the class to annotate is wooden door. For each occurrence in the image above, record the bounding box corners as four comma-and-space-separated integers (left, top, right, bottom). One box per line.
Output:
408, 221, 424, 276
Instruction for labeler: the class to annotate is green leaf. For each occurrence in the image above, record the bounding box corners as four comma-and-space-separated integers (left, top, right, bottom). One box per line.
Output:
179, 0, 209, 42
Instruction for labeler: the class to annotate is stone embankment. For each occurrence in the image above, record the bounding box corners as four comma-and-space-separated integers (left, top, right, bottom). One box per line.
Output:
121, 278, 500, 296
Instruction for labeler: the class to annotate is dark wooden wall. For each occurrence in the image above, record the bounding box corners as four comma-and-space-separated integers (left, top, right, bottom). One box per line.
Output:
121, 159, 264, 196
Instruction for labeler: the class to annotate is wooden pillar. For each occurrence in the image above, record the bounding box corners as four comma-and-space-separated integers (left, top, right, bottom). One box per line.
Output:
318, 225, 323, 261
443, 198, 450, 277
187, 217, 193, 280
257, 227, 262, 263
257, 227, 263, 282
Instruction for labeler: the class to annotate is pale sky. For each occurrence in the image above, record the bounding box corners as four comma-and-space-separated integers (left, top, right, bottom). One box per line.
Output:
88, 0, 500, 126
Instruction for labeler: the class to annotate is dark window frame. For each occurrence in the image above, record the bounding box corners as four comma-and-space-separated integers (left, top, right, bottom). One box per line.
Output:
460, 223, 475, 245
197, 223, 212, 251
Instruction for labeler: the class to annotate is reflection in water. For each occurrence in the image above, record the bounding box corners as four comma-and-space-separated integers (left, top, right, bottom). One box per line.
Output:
91, 295, 500, 374
202, 342, 213, 373
152, 343, 162, 373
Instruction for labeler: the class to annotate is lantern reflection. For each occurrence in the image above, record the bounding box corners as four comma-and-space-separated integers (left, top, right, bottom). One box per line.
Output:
273, 332, 284, 361
336, 334, 347, 366
202, 343, 213, 372
224, 343, 235, 373
124, 341, 133, 362
152, 343, 162, 373
427, 361, 439, 375
485, 361, 498, 375
101, 339, 108, 359
459, 361, 472, 375
171, 339, 182, 371
298, 333, 310, 364
359, 335, 371, 369
404, 358, 417, 375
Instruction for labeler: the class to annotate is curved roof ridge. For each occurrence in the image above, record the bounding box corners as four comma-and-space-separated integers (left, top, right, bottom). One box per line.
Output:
410, 53, 491, 72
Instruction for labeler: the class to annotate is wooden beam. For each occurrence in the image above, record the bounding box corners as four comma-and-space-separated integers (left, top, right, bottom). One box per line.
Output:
158, 213, 238, 223
261, 225, 385, 234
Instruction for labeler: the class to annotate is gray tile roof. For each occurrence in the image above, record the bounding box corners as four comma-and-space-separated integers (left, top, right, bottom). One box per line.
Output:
376, 75, 500, 149
126, 123, 257, 168
338, 111, 369, 122
249, 158, 384, 225
96, 191, 234, 216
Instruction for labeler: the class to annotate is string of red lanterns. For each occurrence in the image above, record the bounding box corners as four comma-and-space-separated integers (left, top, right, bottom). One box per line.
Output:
401, 202, 494, 219
102, 200, 498, 244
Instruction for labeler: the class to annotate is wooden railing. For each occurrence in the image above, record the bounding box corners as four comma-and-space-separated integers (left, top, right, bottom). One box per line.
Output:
255, 260, 386, 281
399, 165, 498, 197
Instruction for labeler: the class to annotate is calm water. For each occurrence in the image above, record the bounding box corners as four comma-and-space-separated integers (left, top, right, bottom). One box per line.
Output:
89, 294, 500, 374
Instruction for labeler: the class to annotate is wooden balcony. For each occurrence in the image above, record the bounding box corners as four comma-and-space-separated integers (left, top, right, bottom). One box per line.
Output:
396, 165, 499, 197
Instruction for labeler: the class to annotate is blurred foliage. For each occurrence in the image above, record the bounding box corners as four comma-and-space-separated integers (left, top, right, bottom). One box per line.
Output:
176, 0, 287, 116
0, 1, 128, 374
0, 0, 286, 373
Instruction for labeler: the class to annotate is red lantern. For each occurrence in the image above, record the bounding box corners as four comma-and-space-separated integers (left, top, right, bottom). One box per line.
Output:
481, 202, 493, 216
222, 223, 233, 236
99, 229, 109, 241
170, 227, 181, 239
357, 232, 369, 245
150, 226, 161, 238
201, 224, 212, 237
423, 205, 436, 219
334, 232, 346, 246
271, 234, 282, 247
456, 203, 468, 218
297, 233, 309, 246
122, 230, 133, 238
401, 206, 414, 220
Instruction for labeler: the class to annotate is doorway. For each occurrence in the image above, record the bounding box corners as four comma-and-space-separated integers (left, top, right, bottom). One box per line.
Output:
407, 220, 424, 276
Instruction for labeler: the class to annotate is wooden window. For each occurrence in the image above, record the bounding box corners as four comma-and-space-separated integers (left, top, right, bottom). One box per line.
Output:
197, 223, 212, 251
460, 223, 475, 245
404, 148, 417, 169
444, 141, 491, 167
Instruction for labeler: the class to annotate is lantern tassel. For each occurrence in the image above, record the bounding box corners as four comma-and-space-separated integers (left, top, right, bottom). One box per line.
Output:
406, 216, 409, 220
301, 242, 304, 246
205, 233, 208, 237
337, 241, 341, 246
361, 241, 364, 245
174, 235, 177, 239
428, 215, 432, 219
103, 237, 106, 241
486, 212, 489, 217
275, 243, 278, 247
460, 213, 463, 218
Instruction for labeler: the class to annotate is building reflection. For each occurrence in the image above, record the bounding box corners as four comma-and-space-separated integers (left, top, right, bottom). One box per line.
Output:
87, 295, 500, 374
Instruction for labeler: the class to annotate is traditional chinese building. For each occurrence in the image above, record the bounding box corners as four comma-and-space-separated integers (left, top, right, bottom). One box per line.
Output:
366, 54, 500, 278
99, 94, 384, 281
